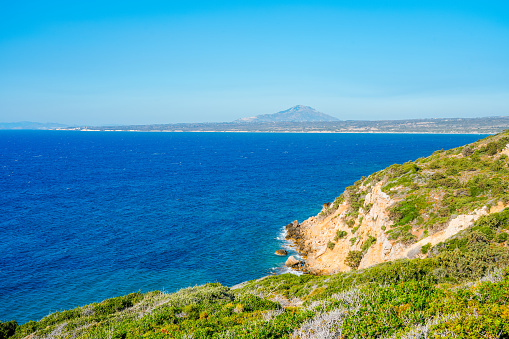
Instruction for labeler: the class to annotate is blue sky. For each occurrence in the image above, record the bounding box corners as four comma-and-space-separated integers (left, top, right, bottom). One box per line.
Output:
0, 1, 508, 125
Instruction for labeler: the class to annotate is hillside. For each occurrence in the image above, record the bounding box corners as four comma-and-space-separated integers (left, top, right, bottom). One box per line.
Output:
234, 105, 339, 123
287, 130, 509, 275
2, 132, 509, 338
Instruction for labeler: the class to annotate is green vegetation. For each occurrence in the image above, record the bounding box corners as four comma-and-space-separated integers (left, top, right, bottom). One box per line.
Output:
327, 241, 335, 250
345, 250, 364, 270
4, 209, 509, 338
361, 235, 377, 252
420, 243, 431, 254
334, 230, 347, 241
336, 130, 509, 245
0, 321, 17, 339
331, 194, 345, 210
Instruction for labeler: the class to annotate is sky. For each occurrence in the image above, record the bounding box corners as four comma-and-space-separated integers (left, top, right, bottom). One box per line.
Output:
0, 1, 508, 125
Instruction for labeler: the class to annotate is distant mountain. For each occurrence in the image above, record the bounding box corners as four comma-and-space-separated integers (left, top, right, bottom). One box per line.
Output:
235, 105, 339, 123
0, 121, 68, 130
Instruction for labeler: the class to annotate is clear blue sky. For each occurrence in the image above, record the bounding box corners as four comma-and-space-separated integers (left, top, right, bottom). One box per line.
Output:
0, 1, 508, 125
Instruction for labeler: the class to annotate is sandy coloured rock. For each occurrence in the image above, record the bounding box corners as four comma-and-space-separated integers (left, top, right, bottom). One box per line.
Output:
285, 256, 301, 268
284, 133, 509, 275
275, 249, 288, 256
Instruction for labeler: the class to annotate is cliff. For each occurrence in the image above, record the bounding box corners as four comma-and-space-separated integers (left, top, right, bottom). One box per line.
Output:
287, 130, 509, 274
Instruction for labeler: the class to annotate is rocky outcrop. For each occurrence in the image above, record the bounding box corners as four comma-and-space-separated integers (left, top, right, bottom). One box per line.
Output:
285, 132, 509, 275
285, 256, 304, 269
288, 185, 507, 275
275, 249, 288, 256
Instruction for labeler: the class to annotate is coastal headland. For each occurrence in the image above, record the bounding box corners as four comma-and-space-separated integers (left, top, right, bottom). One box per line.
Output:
285, 130, 509, 274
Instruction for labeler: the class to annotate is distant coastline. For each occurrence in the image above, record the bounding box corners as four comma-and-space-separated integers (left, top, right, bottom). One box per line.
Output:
74, 129, 493, 134
3, 116, 508, 134
57, 116, 509, 134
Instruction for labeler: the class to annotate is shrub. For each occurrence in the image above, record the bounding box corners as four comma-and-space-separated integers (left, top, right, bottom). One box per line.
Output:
490, 160, 505, 171
486, 141, 499, 155
389, 195, 426, 226
332, 194, 345, 209
92, 293, 141, 316
462, 147, 474, 156
421, 243, 431, 254
0, 321, 18, 339
445, 167, 458, 176
361, 235, 377, 253
334, 230, 347, 241
165, 283, 234, 307
327, 241, 335, 250
438, 207, 450, 218
400, 162, 420, 174
345, 250, 363, 270
496, 232, 509, 243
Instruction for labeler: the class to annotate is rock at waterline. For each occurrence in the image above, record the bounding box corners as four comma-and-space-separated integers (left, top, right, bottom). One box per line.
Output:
275, 249, 288, 256
285, 255, 302, 268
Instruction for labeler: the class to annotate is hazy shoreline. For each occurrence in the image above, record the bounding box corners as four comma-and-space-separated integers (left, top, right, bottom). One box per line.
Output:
67, 129, 493, 135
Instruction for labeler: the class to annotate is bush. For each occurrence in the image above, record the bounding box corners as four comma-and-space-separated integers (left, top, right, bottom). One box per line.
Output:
345, 250, 363, 270
496, 232, 509, 243
92, 293, 142, 316
486, 141, 499, 155
421, 243, 431, 254
389, 195, 426, 226
361, 235, 377, 253
490, 160, 505, 171
327, 241, 335, 250
332, 194, 345, 209
0, 321, 18, 339
165, 283, 234, 308
462, 147, 474, 156
334, 230, 347, 241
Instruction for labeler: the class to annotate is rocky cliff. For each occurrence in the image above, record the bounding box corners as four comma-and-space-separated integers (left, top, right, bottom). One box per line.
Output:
287, 131, 509, 274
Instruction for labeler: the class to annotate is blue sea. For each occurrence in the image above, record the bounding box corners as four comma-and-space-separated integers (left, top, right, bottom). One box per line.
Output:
0, 131, 486, 323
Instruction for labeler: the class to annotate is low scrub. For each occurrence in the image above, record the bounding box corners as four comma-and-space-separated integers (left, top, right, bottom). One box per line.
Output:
5, 210, 509, 338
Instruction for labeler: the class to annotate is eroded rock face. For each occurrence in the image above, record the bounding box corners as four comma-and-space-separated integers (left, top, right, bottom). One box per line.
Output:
287, 181, 398, 274
283, 133, 509, 275
285, 181, 506, 275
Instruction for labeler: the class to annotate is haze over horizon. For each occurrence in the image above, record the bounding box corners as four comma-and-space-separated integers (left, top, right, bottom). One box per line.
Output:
1, 1, 508, 126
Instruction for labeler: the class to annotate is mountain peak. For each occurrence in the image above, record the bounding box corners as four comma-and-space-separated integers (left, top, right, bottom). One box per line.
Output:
235, 105, 339, 123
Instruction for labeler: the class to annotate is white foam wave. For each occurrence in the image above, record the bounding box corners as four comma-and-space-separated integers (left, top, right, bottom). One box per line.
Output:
273, 225, 305, 276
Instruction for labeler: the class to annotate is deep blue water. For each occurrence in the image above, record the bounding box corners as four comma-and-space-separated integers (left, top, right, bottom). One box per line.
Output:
0, 131, 486, 323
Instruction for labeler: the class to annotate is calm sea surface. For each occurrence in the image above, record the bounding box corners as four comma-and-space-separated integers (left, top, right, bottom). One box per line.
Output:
0, 131, 487, 323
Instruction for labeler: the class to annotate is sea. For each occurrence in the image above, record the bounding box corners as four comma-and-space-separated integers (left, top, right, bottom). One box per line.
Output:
0, 131, 487, 323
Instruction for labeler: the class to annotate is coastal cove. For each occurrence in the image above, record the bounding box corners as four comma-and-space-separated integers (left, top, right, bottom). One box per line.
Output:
0, 131, 487, 324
